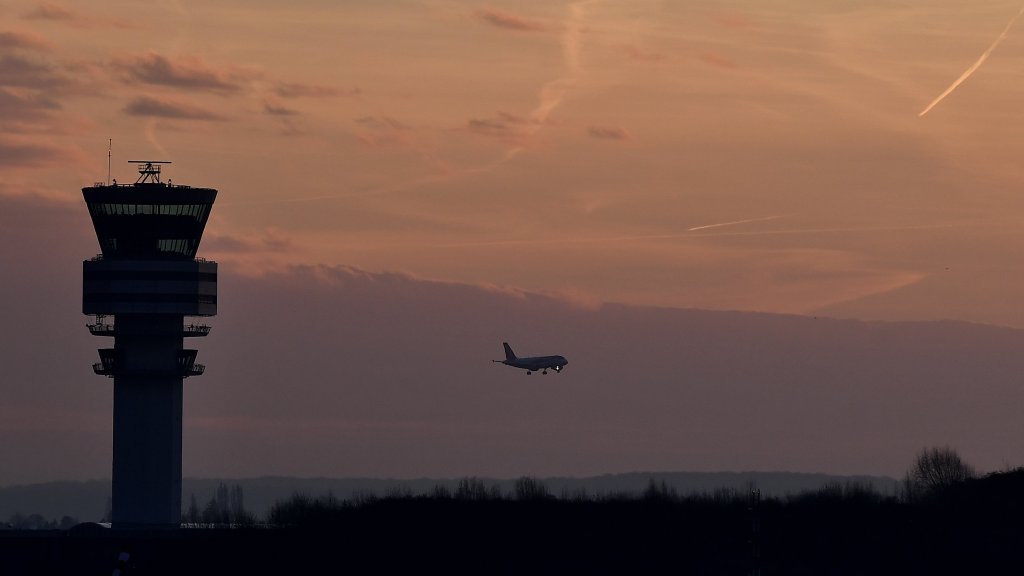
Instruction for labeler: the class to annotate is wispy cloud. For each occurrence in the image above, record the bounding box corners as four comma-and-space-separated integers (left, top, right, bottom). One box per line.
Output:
0, 54, 71, 89
699, 51, 737, 69
119, 52, 249, 92
587, 126, 631, 141
493, 0, 597, 162
715, 12, 756, 31
0, 30, 53, 52
24, 2, 76, 22
263, 100, 299, 116
203, 229, 294, 254
0, 138, 61, 166
122, 95, 225, 121
467, 118, 511, 136
495, 111, 543, 125
475, 8, 547, 32
0, 87, 60, 121
23, 2, 133, 28
623, 45, 664, 62
274, 82, 359, 98
353, 115, 414, 146
355, 116, 409, 131
466, 111, 545, 139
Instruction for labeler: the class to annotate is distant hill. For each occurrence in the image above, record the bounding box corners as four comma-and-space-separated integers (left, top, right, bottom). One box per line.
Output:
0, 472, 895, 522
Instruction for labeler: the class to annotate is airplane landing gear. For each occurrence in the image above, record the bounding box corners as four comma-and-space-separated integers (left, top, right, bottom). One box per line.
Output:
542, 370, 548, 374
527, 371, 532, 375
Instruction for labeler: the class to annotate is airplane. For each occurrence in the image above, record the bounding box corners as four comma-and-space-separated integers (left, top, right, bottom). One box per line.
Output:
493, 342, 568, 375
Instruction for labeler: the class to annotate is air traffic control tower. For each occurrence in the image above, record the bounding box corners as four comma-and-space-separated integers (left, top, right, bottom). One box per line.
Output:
83, 161, 217, 527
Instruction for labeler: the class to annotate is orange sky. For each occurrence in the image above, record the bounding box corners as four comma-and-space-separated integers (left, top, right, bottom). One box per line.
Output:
6, 1, 1024, 484
5, 0, 1024, 324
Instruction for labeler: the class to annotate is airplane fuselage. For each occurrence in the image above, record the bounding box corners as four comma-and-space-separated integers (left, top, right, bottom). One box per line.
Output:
494, 342, 567, 374
501, 355, 568, 373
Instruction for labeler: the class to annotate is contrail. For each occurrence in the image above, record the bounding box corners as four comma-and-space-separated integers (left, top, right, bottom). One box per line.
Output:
228, 2, 601, 207
144, 119, 170, 159
919, 4, 1024, 117
424, 222, 965, 249
502, 0, 598, 161
687, 215, 785, 232
531, 0, 593, 124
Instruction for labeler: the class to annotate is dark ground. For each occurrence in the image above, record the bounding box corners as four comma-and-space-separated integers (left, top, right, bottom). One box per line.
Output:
3, 472, 1024, 575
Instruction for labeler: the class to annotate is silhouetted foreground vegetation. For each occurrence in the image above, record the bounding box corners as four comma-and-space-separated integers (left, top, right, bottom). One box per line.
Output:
3, 458, 1023, 574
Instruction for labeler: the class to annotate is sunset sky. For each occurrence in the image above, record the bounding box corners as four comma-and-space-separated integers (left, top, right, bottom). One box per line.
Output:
3, 1, 1024, 485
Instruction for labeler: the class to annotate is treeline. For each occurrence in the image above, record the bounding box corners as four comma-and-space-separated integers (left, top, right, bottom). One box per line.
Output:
251, 450, 1024, 574
3, 482, 255, 529
0, 447, 992, 529
264, 447, 981, 525
3, 513, 79, 530
182, 482, 256, 526
266, 475, 761, 525
3, 449, 1023, 573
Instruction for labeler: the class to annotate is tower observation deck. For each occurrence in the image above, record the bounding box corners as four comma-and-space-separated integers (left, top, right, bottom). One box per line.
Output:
82, 161, 217, 527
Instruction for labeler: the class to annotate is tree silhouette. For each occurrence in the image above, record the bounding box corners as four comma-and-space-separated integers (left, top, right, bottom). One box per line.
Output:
906, 446, 975, 498
185, 493, 201, 524
454, 477, 490, 501
199, 483, 253, 525
513, 476, 550, 501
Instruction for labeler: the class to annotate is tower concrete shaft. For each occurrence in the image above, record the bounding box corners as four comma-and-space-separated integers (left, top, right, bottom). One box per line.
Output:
82, 162, 217, 527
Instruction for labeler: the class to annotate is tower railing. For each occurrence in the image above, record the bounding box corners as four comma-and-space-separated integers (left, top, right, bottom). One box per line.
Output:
87, 321, 116, 336
183, 323, 212, 337
86, 318, 212, 338
92, 349, 206, 378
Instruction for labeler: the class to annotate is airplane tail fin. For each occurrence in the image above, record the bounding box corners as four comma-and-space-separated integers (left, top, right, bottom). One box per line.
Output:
502, 342, 517, 361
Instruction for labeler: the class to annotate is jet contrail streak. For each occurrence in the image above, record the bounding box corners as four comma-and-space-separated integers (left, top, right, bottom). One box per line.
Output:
144, 119, 169, 159
425, 223, 965, 249
226, 3, 595, 207
687, 215, 785, 231
919, 4, 1024, 117
502, 0, 597, 161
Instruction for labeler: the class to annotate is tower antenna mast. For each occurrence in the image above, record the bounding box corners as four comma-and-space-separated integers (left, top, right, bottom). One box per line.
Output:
107, 139, 112, 186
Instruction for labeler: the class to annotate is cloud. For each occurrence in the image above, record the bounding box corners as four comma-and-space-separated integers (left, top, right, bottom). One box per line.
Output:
23, 2, 133, 29
0, 30, 53, 52
699, 51, 737, 69
184, 263, 1024, 479
3, 191, 1024, 482
263, 100, 299, 116
0, 54, 70, 89
119, 52, 247, 92
353, 115, 413, 146
475, 8, 547, 32
488, 0, 592, 164
24, 2, 77, 21
623, 45, 665, 62
0, 87, 60, 121
203, 229, 294, 254
0, 138, 61, 167
587, 126, 631, 141
274, 82, 359, 98
122, 95, 226, 121
715, 12, 756, 30
495, 111, 543, 125
355, 116, 409, 131
466, 111, 545, 138
467, 117, 514, 136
